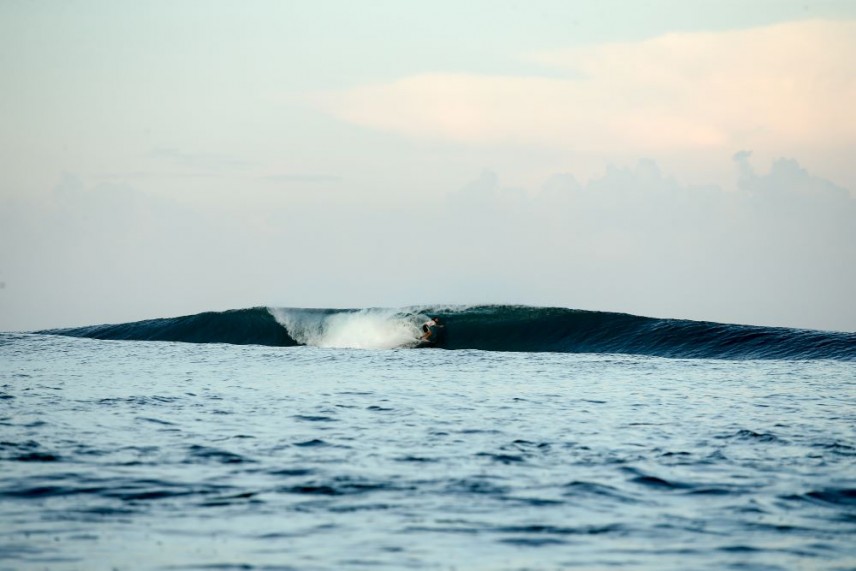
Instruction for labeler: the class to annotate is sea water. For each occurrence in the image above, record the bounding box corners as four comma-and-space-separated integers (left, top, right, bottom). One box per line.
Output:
1, 313, 855, 570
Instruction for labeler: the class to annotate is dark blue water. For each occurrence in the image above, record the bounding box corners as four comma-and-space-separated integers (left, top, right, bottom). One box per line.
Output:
2, 309, 855, 570
41, 305, 856, 360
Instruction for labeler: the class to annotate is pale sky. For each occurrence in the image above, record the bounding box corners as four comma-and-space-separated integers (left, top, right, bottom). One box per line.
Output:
1, 0, 855, 332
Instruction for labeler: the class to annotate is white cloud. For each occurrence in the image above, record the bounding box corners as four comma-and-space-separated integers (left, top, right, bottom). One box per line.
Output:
2, 154, 853, 332
311, 20, 856, 155
431, 154, 856, 331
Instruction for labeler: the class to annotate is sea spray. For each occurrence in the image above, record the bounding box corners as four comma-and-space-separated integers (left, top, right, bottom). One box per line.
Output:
268, 307, 426, 349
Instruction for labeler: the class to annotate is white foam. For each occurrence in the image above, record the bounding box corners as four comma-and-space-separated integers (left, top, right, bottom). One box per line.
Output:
268, 307, 427, 349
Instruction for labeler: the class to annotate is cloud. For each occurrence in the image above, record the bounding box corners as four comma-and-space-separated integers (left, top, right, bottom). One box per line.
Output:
311, 20, 856, 154
425, 153, 856, 331
2, 154, 853, 332
263, 174, 342, 184
147, 148, 255, 171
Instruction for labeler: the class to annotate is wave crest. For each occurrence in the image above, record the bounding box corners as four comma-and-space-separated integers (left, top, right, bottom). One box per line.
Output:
39, 305, 856, 360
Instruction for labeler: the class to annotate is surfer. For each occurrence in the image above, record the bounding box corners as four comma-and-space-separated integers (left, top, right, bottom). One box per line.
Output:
421, 317, 445, 345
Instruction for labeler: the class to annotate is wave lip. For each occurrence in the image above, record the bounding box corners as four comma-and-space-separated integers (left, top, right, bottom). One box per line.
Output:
38, 305, 856, 360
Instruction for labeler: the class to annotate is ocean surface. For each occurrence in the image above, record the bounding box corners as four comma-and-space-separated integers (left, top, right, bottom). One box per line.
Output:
1, 305, 855, 570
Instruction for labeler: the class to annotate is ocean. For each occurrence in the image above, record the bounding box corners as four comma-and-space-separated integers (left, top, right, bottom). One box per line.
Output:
1, 305, 854, 570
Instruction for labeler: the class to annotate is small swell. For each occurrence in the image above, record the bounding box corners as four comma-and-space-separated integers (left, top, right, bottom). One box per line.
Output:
790, 488, 856, 507
185, 445, 252, 465
1, 441, 61, 463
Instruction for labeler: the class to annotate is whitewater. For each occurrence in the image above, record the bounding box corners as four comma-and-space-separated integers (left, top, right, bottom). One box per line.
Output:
2, 305, 855, 570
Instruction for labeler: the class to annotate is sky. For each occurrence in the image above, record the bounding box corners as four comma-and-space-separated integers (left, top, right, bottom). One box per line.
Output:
1, 0, 855, 332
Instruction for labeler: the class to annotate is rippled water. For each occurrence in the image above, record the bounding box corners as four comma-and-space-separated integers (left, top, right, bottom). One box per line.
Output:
1, 333, 855, 570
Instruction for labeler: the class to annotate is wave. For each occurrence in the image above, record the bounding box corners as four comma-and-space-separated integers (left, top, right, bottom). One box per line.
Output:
38, 305, 856, 360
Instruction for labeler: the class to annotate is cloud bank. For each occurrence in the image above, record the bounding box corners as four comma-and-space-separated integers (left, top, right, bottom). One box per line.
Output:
1, 154, 853, 332
312, 20, 856, 155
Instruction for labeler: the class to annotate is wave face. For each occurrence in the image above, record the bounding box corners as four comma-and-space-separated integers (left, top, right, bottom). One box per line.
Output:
40, 307, 297, 347
40, 305, 856, 360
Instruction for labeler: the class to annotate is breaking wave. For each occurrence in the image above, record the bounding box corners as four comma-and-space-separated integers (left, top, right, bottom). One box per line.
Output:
39, 305, 856, 360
